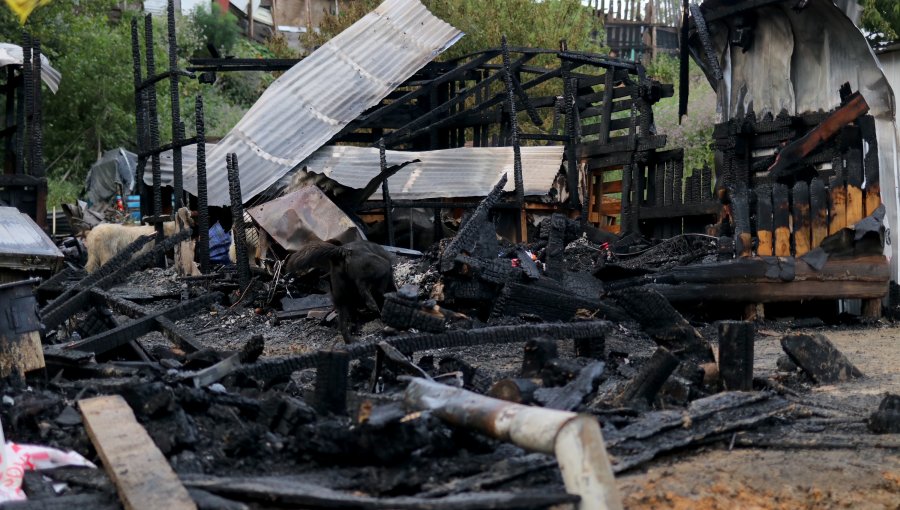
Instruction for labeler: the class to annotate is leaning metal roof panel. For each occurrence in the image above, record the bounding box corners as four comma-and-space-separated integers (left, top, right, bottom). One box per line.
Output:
299, 145, 566, 200
0, 207, 63, 269
183, 0, 463, 207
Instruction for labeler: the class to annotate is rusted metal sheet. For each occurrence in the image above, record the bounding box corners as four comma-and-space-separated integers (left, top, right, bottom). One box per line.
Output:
246, 186, 364, 251
182, 0, 462, 207
0, 207, 62, 277
294, 145, 565, 200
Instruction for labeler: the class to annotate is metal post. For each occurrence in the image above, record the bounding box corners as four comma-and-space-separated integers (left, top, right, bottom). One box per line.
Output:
378, 138, 395, 247
227, 153, 251, 291
131, 18, 148, 217
144, 14, 166, 266
31, 37, 46, 227
22, 32, 32, 175
195, 96, 210, 272
167, 0, 183, 210
500, 35, 526, 242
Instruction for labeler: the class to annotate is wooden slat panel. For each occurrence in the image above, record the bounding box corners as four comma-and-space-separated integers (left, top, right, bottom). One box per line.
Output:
79, 396, 197, 510
792, 181, 811, 257
773, 183, 791, 257
810, 177, 828, 249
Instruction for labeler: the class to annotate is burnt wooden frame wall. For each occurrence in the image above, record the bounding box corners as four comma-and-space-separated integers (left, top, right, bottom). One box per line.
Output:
0, 33, 47, 229
714, 107, 881, 258
329, 48, 673, 227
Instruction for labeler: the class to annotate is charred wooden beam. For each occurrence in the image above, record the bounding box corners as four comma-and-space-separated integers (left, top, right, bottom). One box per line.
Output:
544, 213, 567, 281
380, 288, 446, 334
535, 361, 605, 411
773, 183, 791, 256
859, 115, 881, 215
522, 337, 558, 377
717, 321, 754, 391
613, 288, 711, 361
755, 186, 773, 256
440, 174, 508, 272
845, 147, 865, 226
488, 378, 541, 404
242, 321, 611, 383
617, 347, 679, 407
226, 153, 251, 290
314, 349, 350, 416
809, 177, 828, 248
41, 229, 193, 331
491, 279, 601, 322
768, 92, 869, 179
52, 292, 220, 356
731, 185, 752, 257
828, 166, 847, 235
792, 181, 811, 256
90, 289, 204, 353
780, 333, 863, 384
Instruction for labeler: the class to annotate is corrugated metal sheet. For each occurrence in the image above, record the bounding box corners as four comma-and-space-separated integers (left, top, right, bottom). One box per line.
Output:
296, 145, 565, 200
182, 0, 463, 207
0, 207, 63, 270
0, 43, 61, 93
143, 0, 166, 15
144, 143, 216, 187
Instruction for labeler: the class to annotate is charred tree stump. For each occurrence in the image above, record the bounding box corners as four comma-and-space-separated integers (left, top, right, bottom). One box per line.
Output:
780, 333, 863, 384
717, 321, 755, 391
314, 349, 350, 416
522, 337, 558, 377
618, 347, 679, 407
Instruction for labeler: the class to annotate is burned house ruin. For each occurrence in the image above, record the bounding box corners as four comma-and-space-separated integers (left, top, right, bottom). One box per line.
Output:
0, 0, 898, 508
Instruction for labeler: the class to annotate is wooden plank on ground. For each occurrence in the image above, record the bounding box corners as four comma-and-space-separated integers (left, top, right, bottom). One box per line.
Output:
79, 395, 197, 510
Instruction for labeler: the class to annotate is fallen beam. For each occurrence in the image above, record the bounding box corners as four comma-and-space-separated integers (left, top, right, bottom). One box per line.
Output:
79, 395, 197, 510
404, 378, 623, 510
54, 293, 220, 356
182, 475, 577, 509
240, 321, 611, 383
780, 333, 863, 384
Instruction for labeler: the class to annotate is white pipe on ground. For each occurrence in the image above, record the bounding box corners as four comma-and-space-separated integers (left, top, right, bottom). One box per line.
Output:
404, 378, 622, 510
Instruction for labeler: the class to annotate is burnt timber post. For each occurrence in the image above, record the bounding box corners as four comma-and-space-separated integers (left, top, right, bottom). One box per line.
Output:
195, 96, 210, 272
717, 320, 754, 391
500, 35, 527, 242
167, 0, 184, 210
226, 153, 251, 291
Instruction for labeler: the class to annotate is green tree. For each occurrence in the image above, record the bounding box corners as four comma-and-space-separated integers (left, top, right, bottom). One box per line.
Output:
860, 0, 900, 47
306, 0, 604, 58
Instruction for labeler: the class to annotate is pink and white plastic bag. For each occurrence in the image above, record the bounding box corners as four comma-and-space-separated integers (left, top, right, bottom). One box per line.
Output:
0, 418, 96, 502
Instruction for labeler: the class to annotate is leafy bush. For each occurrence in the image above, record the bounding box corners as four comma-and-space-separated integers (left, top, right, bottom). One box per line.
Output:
190, 2, 240, 55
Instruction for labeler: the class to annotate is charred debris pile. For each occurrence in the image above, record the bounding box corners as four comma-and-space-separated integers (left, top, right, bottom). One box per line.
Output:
2, 179, 897, 509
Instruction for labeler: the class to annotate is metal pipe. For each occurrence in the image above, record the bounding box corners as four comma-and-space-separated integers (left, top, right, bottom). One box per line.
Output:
404, 378, 623, 510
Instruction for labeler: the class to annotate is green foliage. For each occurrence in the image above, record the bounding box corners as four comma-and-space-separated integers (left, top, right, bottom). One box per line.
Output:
190, 2, 240, 56
305, 0, 604, 58
651, 56, 716, 174
860, 0, 900, 47
644, 53, 679, 85
47, 178, 81, 209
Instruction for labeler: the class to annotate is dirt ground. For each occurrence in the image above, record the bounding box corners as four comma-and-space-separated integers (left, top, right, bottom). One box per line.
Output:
619, 325, 900, 510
